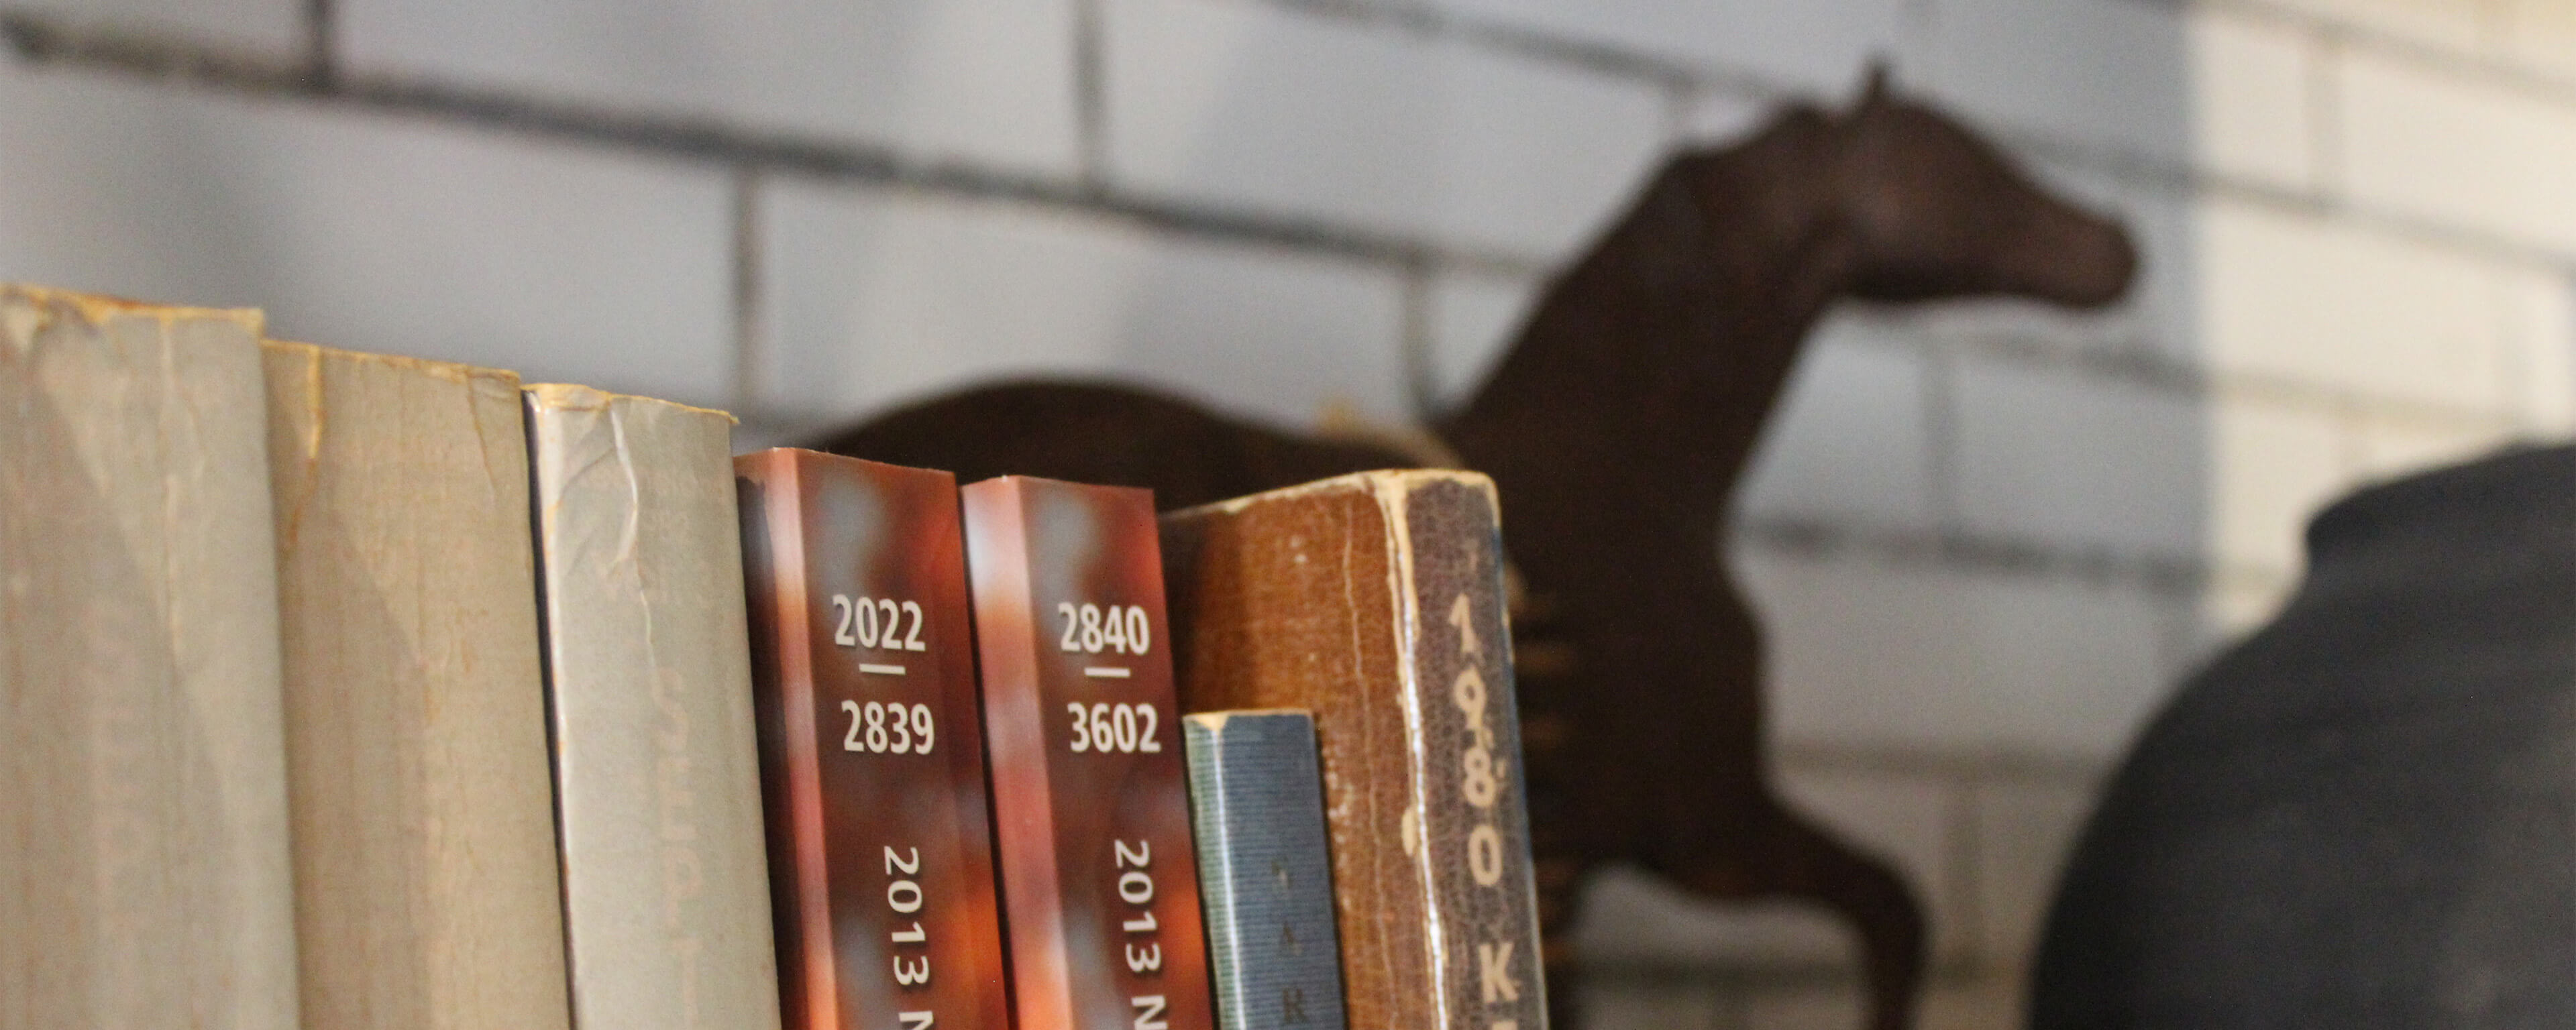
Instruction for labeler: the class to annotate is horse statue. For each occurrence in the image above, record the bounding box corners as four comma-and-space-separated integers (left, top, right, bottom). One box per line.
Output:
809, 70, 2137, 1030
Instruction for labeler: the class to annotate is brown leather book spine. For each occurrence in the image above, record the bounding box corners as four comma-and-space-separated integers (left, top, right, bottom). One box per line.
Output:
737, 449, 1013, 1030
1160, 471, 1549, 1030
961, 476, 1216, 1030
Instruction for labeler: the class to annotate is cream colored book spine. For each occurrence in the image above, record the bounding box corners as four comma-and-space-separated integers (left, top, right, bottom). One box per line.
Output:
1, 286, 300, 1030
264, 341, 570, 1030
523, 384, 782, 1030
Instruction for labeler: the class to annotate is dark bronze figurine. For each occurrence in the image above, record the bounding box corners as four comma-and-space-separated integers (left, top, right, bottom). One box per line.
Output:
812, 71, 2137, 1030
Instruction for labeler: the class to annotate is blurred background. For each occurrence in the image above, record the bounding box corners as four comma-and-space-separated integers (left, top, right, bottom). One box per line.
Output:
3, 0, 2571, 1026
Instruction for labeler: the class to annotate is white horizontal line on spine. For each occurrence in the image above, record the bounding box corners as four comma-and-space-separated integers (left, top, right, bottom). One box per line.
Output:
859, 663, 906, 675
1083, 667, 1132, 679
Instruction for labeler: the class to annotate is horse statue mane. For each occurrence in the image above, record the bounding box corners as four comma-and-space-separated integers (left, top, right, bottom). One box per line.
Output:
809, 70, 2137, 1030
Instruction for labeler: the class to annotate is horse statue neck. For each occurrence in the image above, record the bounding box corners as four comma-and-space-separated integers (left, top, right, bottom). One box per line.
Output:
1439, 111, 1854, 528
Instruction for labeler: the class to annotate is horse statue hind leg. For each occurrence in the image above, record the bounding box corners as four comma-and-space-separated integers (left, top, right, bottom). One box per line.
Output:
1508, 542, 1925, 1030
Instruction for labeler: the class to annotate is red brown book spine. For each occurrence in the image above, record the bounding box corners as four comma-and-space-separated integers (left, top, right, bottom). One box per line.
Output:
961, 476, 1216, 1030
737, 449, 1013, 1030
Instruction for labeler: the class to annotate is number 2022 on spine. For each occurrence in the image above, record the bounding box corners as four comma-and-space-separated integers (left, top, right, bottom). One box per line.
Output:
961, 476, 1217, 1030
737, 449, 1013, 1030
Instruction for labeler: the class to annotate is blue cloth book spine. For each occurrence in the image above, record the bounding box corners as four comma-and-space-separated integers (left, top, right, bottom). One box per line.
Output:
1183, 710, 1350, 1030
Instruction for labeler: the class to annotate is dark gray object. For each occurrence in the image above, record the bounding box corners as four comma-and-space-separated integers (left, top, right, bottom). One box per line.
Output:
1184, 710, 1350, 1030
2030, 444, 2576, 1029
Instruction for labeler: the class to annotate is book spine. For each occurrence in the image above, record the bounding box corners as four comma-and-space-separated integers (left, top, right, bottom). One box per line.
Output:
1157, 470, 1546, 1030
525, 386, 782, 1030
737, 449, 1012, 1030
1, 288, 299, 1029
961, 476, 1217, 1030
1183, 711, 1350, 1030
264, 341, 570, 1030
1394, 477, 1548, 1030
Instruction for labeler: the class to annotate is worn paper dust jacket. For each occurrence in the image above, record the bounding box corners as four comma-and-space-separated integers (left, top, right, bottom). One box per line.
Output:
1, 286, 299, 1029
265, 341, 570, 1030
527, 385, 782, 1030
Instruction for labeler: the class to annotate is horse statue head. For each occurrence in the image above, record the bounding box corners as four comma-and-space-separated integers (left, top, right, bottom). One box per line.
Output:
1825, 68, 2135, 306
1447, 66, 2138, 501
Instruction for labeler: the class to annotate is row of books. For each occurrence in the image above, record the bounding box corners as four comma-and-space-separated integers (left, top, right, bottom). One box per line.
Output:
3, 284, 1548, 1030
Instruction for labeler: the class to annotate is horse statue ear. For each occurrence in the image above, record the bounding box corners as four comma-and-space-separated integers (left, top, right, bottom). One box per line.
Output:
1858, 60, 1892, 111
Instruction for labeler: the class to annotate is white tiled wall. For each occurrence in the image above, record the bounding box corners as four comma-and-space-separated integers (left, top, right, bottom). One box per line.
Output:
759, 176, 1410, 422
1428, 0, 1909, 94
1925, 0, 2190, 162
2265, 0, 2495, 52
2199, 196, 2520, 411
1968, 778, 2099, 972
2506, 0, 2576, 82
2338, 50, 2576, 255
2506, 266, 2576, 429
1102, 0, 1668, 260
343, 0, 1085, 174
2205, 389, 2347, 572
1779, 767, 1968, 962
1737, 321, 1939, 530
4, 0, 2573, 1026
2188, 9, 2320, 192
0, 60, 736, 405
1949, 358, 2205, 560
1425, 267, 1543, 405
1741, 544, 2178, 758
12, 0, 303, 53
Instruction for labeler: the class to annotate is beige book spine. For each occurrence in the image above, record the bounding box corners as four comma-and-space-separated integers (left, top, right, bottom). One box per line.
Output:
264, 341, 570, 1030
1, 286, 300, 1030
524, 384, 782, 1030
